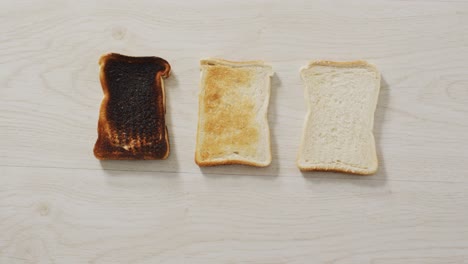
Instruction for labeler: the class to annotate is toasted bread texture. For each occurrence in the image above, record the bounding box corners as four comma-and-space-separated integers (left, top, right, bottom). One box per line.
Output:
195, 58, 274, 167
94, 53, 171, 160
297, 60, 381, 175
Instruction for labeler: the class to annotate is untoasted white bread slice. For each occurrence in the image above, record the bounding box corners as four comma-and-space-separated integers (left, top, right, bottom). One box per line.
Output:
297, 61, 381, 175
195, 58, 274, 167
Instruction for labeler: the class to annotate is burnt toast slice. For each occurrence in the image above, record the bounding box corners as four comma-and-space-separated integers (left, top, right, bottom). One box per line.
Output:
94, 53, 171, 160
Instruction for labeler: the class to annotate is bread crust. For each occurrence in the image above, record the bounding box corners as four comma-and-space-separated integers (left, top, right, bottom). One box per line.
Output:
195, 158, 270, 167
298, 163, 378, 175
94, 53, 171, 160
304, 60, 377, 69
195, 58, 273, 167
201, 58, 269, 67
297, 60, 380, 175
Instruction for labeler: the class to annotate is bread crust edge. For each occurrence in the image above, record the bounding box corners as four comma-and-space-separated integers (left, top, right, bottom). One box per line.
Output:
298, 164, 378, 175
302, 60, 379, 73
195, 158, 271, 167
200, 58, 272, 69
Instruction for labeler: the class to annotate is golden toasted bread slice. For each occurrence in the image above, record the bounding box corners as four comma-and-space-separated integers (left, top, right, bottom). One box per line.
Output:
94, 53, 171, 160
195, 58, 274, 167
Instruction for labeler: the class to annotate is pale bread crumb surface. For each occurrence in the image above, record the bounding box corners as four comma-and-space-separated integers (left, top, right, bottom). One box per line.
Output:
297, 60, 380, 175
195, 58, 273, 167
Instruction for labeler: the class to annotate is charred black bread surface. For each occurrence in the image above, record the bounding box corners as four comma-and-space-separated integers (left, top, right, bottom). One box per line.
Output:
94, 53, 170, 160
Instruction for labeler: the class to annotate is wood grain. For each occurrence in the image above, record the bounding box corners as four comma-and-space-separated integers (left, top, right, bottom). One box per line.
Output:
1, 0, 468, 263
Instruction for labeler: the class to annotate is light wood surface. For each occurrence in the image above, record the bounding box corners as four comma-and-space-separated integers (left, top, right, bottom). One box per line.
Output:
1, 1, 468, 263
